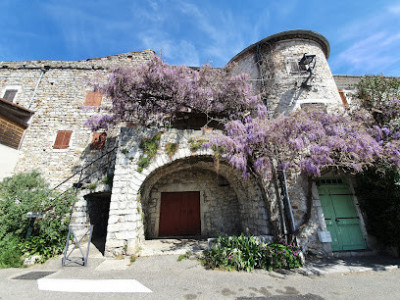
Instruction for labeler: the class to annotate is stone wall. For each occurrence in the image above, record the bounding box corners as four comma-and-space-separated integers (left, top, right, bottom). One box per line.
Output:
146, 168, 241, 238
228, 31, 343, 116
105, 127, 270, 256
0, 50, 154, 188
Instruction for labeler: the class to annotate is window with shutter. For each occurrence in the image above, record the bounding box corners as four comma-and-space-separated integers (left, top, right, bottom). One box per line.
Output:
3, 89, 18, 103
84, 91, 103, 106
90, 132, 107, 150
53, 130, 72, 149
338, 89, 348, 106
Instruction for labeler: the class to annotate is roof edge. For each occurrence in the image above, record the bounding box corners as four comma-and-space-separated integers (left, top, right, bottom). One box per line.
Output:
228, 30, 330, 65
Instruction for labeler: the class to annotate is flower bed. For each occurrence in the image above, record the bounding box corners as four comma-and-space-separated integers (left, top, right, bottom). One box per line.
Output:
200, 234, 303, 272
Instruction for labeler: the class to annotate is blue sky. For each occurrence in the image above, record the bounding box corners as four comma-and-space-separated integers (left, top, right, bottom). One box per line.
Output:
1, 0, 400, 75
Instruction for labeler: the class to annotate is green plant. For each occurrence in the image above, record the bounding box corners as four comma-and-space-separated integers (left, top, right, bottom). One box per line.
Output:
356, 168, 400, 253
188, 138, 207, 152
0, 234, 24, 268
102, 174, 114, 188
137, 132, 162, 172
137, 156, 151, 173
21, 232, 66, 263
121, 148, 129, 154
177, 251, 192, 262
0, 172, 77, 268
87, 183, 97, 191
165, 142, 178, 158
201, 235, 303, 272
139, 132, 162, 157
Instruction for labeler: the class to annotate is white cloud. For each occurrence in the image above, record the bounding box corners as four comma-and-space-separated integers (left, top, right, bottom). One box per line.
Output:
387, 3, 400, 15
331, 3, 400, 75
139, 32, 200, 66
332, 32, 400, 75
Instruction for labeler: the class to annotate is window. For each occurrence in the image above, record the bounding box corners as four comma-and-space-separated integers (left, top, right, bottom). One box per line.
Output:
338, 89, 348, 106
3, 89, 17, 103
286, 59, 308, 75
53, 130, 72, 149
300, 103, 327, 112
90, 132, 107, 150
84, 91, 102, 106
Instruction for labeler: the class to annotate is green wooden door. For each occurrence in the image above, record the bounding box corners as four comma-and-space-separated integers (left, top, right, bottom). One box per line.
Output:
317, 179, 367, 251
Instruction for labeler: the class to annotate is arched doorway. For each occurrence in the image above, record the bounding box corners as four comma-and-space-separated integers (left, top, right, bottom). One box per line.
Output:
139, 156, 269, 240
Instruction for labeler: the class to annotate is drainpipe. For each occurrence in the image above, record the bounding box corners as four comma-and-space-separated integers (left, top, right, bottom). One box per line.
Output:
28, 66, 50, 109
281, 170, 296, 235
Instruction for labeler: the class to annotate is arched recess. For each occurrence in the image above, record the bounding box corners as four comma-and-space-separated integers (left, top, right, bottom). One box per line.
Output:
139, 155, 270, 239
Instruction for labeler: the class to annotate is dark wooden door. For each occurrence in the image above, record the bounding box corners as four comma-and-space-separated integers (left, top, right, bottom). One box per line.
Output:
159, 191, 201, 237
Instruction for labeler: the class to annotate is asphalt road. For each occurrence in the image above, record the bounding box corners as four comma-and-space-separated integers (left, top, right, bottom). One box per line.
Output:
0, 255, 399, 300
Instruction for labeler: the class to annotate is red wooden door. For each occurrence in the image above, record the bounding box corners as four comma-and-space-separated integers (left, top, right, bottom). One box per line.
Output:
159, 191, 201, 237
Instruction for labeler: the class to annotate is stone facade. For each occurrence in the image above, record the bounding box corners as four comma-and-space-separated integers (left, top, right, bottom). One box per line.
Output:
0, 30, 370, 257
0, 50, 153, 188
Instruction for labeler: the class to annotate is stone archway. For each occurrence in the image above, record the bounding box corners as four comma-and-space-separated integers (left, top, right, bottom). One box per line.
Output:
104, 127, 272, 256
139, 156, 270, 240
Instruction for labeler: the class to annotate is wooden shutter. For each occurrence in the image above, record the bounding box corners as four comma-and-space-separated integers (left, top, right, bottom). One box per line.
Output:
338, 89, 348, 106
53, 130, 72, 149
90, 132, 107, 150
0, 114, 24, 149
3, 90, 17, 103
84, 91, 102, 106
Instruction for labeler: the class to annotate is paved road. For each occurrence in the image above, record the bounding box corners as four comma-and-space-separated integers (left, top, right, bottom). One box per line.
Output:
0, 255, 399, 300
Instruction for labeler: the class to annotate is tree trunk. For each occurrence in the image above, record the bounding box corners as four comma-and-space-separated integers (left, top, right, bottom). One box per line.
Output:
294, 176, 313, 237
248, 159, 283, 241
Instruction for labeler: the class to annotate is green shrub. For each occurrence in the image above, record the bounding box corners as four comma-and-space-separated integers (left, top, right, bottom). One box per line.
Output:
0, 172, 76, 268
137, 155, 151, 173
137, 132, 162, 172
0, 234, 23, 268
188, 138, 207, 152
165, 142, 178, 158
201, 234, 303, 272
21, 232, 66, 263
177, 251, 192, 262
356, 168, 400, 251
102, 174, 114, 188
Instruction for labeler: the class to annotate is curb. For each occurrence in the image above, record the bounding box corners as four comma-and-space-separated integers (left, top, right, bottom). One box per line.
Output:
298, 264, 400, 276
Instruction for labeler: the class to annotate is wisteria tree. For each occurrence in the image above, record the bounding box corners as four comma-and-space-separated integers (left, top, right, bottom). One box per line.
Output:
88, 55, 400, 240
86, 54, 261, 131
208, 105, 400, 237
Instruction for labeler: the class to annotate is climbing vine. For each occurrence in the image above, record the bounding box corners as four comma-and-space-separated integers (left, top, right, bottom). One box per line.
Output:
137, 132, 162, 173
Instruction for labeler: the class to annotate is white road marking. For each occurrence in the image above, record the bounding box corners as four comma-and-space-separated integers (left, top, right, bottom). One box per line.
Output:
37, 279, 152, 293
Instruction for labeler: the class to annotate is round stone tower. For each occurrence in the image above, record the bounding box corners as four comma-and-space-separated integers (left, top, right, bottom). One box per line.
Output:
227, 30, 342, 115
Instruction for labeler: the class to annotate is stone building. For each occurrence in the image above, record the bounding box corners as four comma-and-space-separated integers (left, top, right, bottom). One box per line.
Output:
0, 30, 371, 257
